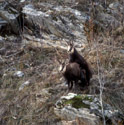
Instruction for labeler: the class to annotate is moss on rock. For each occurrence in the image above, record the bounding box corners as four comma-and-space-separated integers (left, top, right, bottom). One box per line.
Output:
64, 95, 90, 109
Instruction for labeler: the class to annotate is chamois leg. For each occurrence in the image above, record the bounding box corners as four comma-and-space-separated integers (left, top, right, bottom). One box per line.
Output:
66, 80, 73, 90
86, 73, 90, 86
66, 80, 70, 90
69, 81, 73, 90
80, 71, 87, 87
73, 80, 78, 92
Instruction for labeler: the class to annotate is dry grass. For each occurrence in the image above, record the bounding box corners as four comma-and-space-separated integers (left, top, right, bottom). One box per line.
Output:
0, 32, 124, 124
83, 32, 124, 114
0, 36, 124, 125
0, 39, 68, 124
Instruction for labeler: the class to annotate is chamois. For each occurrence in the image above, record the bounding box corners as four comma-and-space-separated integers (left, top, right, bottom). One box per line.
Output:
67, 41, 92, 86
59, 62, 87, 90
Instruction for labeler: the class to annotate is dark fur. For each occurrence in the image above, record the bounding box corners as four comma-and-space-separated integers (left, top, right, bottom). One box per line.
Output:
69, 45, 92, 85
62, 62, 87, 90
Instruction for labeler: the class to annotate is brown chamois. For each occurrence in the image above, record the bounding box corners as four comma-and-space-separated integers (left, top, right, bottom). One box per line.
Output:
67, 41, 92, 86
59, 62, 87, 90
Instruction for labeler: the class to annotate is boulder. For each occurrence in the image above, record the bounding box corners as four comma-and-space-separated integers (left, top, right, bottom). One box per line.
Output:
108, 2, 124, 22
0, 2, 21, 34
54, 93, 124, 125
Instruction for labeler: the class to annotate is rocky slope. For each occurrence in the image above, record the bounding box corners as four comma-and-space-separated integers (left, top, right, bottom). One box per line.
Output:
0, 0, 124, 124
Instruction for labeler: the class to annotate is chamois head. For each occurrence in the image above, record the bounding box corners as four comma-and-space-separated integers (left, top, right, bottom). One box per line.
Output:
55, 56, 66, 73
58, 60, 66, 73
67, 41, 75, 54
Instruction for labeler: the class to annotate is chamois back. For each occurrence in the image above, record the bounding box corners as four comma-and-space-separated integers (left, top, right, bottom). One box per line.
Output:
59, 62, 87, 90
67, 43, 92, 85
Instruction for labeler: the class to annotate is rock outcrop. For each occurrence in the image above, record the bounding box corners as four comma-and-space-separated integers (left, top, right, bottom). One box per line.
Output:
54, 93, 124, 125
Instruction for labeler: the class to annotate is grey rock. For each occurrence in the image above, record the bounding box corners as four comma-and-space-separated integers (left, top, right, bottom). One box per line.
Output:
0, 48, 6, 55
108, 2, 124, 21
0, 105, 7, 121
0, 17, 7, 29
55, 106, 100, 125
97, 13, 120, 28
120, 50, 124, 54
14, 71, 24, 78
19, 80, 30, 91
22, 4, 69, 38
55, 93, 124, 124
22, 4, 87, 40
0, 2, 20, 34
61, 93, 77, 100
109, 2, 124, 11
